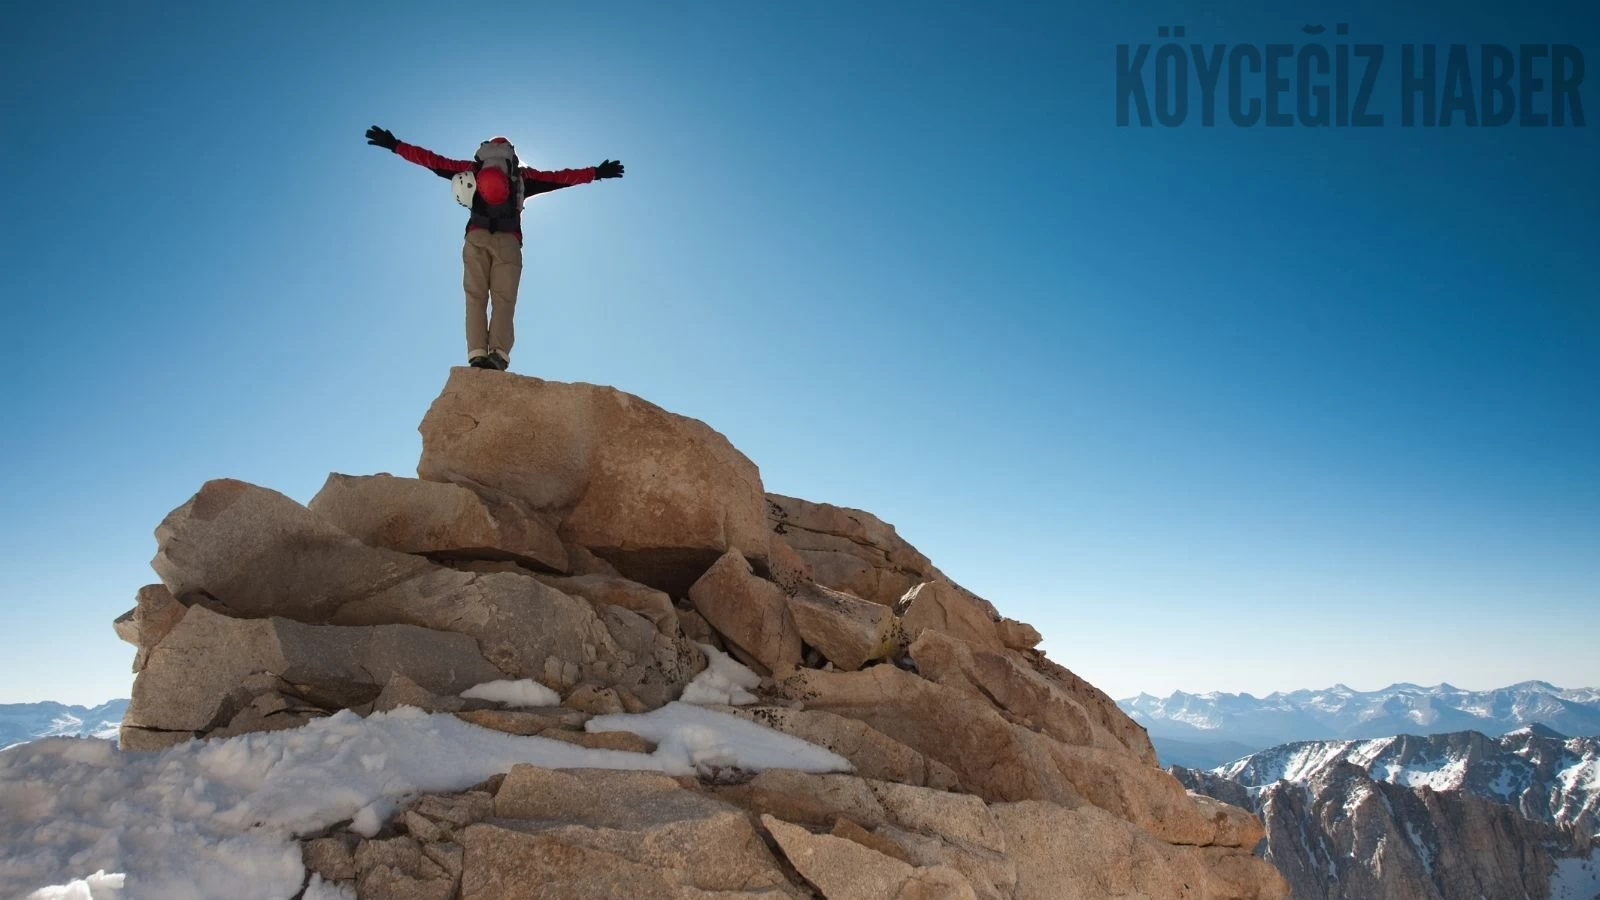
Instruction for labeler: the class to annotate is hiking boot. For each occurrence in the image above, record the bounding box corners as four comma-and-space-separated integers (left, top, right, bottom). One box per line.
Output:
468, 354, 495, 369
487, 351, 510, 371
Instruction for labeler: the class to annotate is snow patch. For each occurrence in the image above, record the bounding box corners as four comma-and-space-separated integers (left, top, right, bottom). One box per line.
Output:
588, 702, 850, 776
25, 871, 125, 899
1487, 765, 1517, 799
1403, 821, 1434, 876
1216, 739, 1369, 786
301, 875, 355, 900
1387, 755, 1467, 792
459, 679, 561, 708
1549, 847, 1600, 900
679, 644, 761, 706
1, 703, 849, 898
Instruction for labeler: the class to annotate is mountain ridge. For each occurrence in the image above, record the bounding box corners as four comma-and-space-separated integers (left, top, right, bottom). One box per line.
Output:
1122, 681, 1600, 769
1174, 726, 1600, 899
0, 699, 128, 749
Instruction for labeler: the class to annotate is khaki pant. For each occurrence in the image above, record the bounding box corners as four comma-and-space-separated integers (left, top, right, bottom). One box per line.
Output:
462, 230, 523, 358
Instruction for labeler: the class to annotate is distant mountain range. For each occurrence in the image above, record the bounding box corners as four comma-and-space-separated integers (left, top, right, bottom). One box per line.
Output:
0, 700, 127, 749
1209, 725, 1599, 834
1120, 681, 1600, 769
1175, 726, 1600, 899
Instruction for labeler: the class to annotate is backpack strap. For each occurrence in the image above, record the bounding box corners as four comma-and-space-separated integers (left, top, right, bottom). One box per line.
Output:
511, 152, 525, 211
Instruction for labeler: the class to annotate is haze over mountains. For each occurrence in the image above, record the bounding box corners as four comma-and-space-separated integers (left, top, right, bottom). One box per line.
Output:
1120, 681, 1600, 769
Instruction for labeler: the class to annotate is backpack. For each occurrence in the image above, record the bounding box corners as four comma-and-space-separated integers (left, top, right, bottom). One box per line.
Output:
451, 139, 526, 225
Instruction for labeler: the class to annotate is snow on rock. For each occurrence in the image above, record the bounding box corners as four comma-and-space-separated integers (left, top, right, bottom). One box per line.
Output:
1387, 754, 1467, 791
300, 875, 354, 900
1211, 728, 1600, 837
0, 703, 848, 899
1550, 846, 1600, 900
588, 701, 851, 776
458, 678, 561, 708
678, 643, 761, 706
1216, 738, 1369, 786
0, 701, 128, 751
25, 871, 125, 900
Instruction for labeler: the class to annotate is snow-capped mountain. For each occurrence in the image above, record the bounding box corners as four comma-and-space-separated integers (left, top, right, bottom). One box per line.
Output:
1120, 681, 1600, 755
0, 700, 127, 749
1213, 726, 1599, 834
1175, 726, 1600, 899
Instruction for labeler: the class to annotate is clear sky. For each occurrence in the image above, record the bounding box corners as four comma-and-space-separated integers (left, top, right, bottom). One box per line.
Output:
1, 0, 1595, 705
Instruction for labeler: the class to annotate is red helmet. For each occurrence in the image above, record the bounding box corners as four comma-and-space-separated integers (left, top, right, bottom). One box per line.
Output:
475, 165, 511, 205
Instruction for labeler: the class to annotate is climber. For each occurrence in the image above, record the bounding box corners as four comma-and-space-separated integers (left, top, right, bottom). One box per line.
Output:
365, 125, 624, 371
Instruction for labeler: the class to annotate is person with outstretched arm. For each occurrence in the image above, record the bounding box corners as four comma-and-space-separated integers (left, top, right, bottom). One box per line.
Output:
365, 125, 623, 371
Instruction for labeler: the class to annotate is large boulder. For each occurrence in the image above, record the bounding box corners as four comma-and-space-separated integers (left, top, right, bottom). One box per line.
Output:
308, 473, 567, 572
534, 573, 678, 636
994, 618, 1042, 650
776, 665, 1081, 808
865, 823, 1016, 900
766, 493, 939, 607
122, 605, 503, 746
462, 766, 804, 898
718, 706, 960, 790
761, 814, 977, 900
709, 770, 890, 829
112, 583, 189, 673
418, 370, 771, 596
898, 581, 1003, 652
776, 665, 1239, 847
833, 780, 1015, 900
150, 479, 701, 708
785, 582, 899, 671
332, 570, 703, 707
152, 478, 434, 621
994, 801, 1286, 900
687, 549, 802, 676
909, 631, 1110, 754
866, 780, 1008, 858
1028, 655, 1158, 767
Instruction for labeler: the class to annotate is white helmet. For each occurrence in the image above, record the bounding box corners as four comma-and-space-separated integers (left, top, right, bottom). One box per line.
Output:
451, 171, 476, 208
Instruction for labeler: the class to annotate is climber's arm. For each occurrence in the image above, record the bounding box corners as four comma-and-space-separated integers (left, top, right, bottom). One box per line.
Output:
520, 160, 622, 196
394, 142, 474, 180
365, 126, 472, 179
521, 166, 598, 197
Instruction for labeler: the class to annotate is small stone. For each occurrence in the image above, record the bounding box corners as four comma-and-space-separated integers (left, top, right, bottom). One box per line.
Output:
832, 817, 919, 866
563, 683, 625, 715
422, 842, 463, 879
454, 707, 588, 736
373, 675, 465, 714
410, 792, 494, 829
302, 835, 358, 881
354, 836, 421, 879
538, 728, 656, 753
995, 618, 1042, 651
403, 810, 444, 843
358, 864, 454, 900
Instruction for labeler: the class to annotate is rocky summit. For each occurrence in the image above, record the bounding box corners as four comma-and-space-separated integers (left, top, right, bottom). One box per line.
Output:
114, 368, 1286, 899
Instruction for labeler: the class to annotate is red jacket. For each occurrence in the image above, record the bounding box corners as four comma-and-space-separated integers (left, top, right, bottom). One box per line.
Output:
394, 141, 597, 239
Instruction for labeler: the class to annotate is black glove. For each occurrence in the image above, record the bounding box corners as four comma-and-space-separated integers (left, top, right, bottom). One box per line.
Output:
366, 126, 399, 151
595, 159, 624, 179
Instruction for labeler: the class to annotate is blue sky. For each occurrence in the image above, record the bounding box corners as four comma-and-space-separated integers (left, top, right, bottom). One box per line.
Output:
1, 0, 1595, 705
